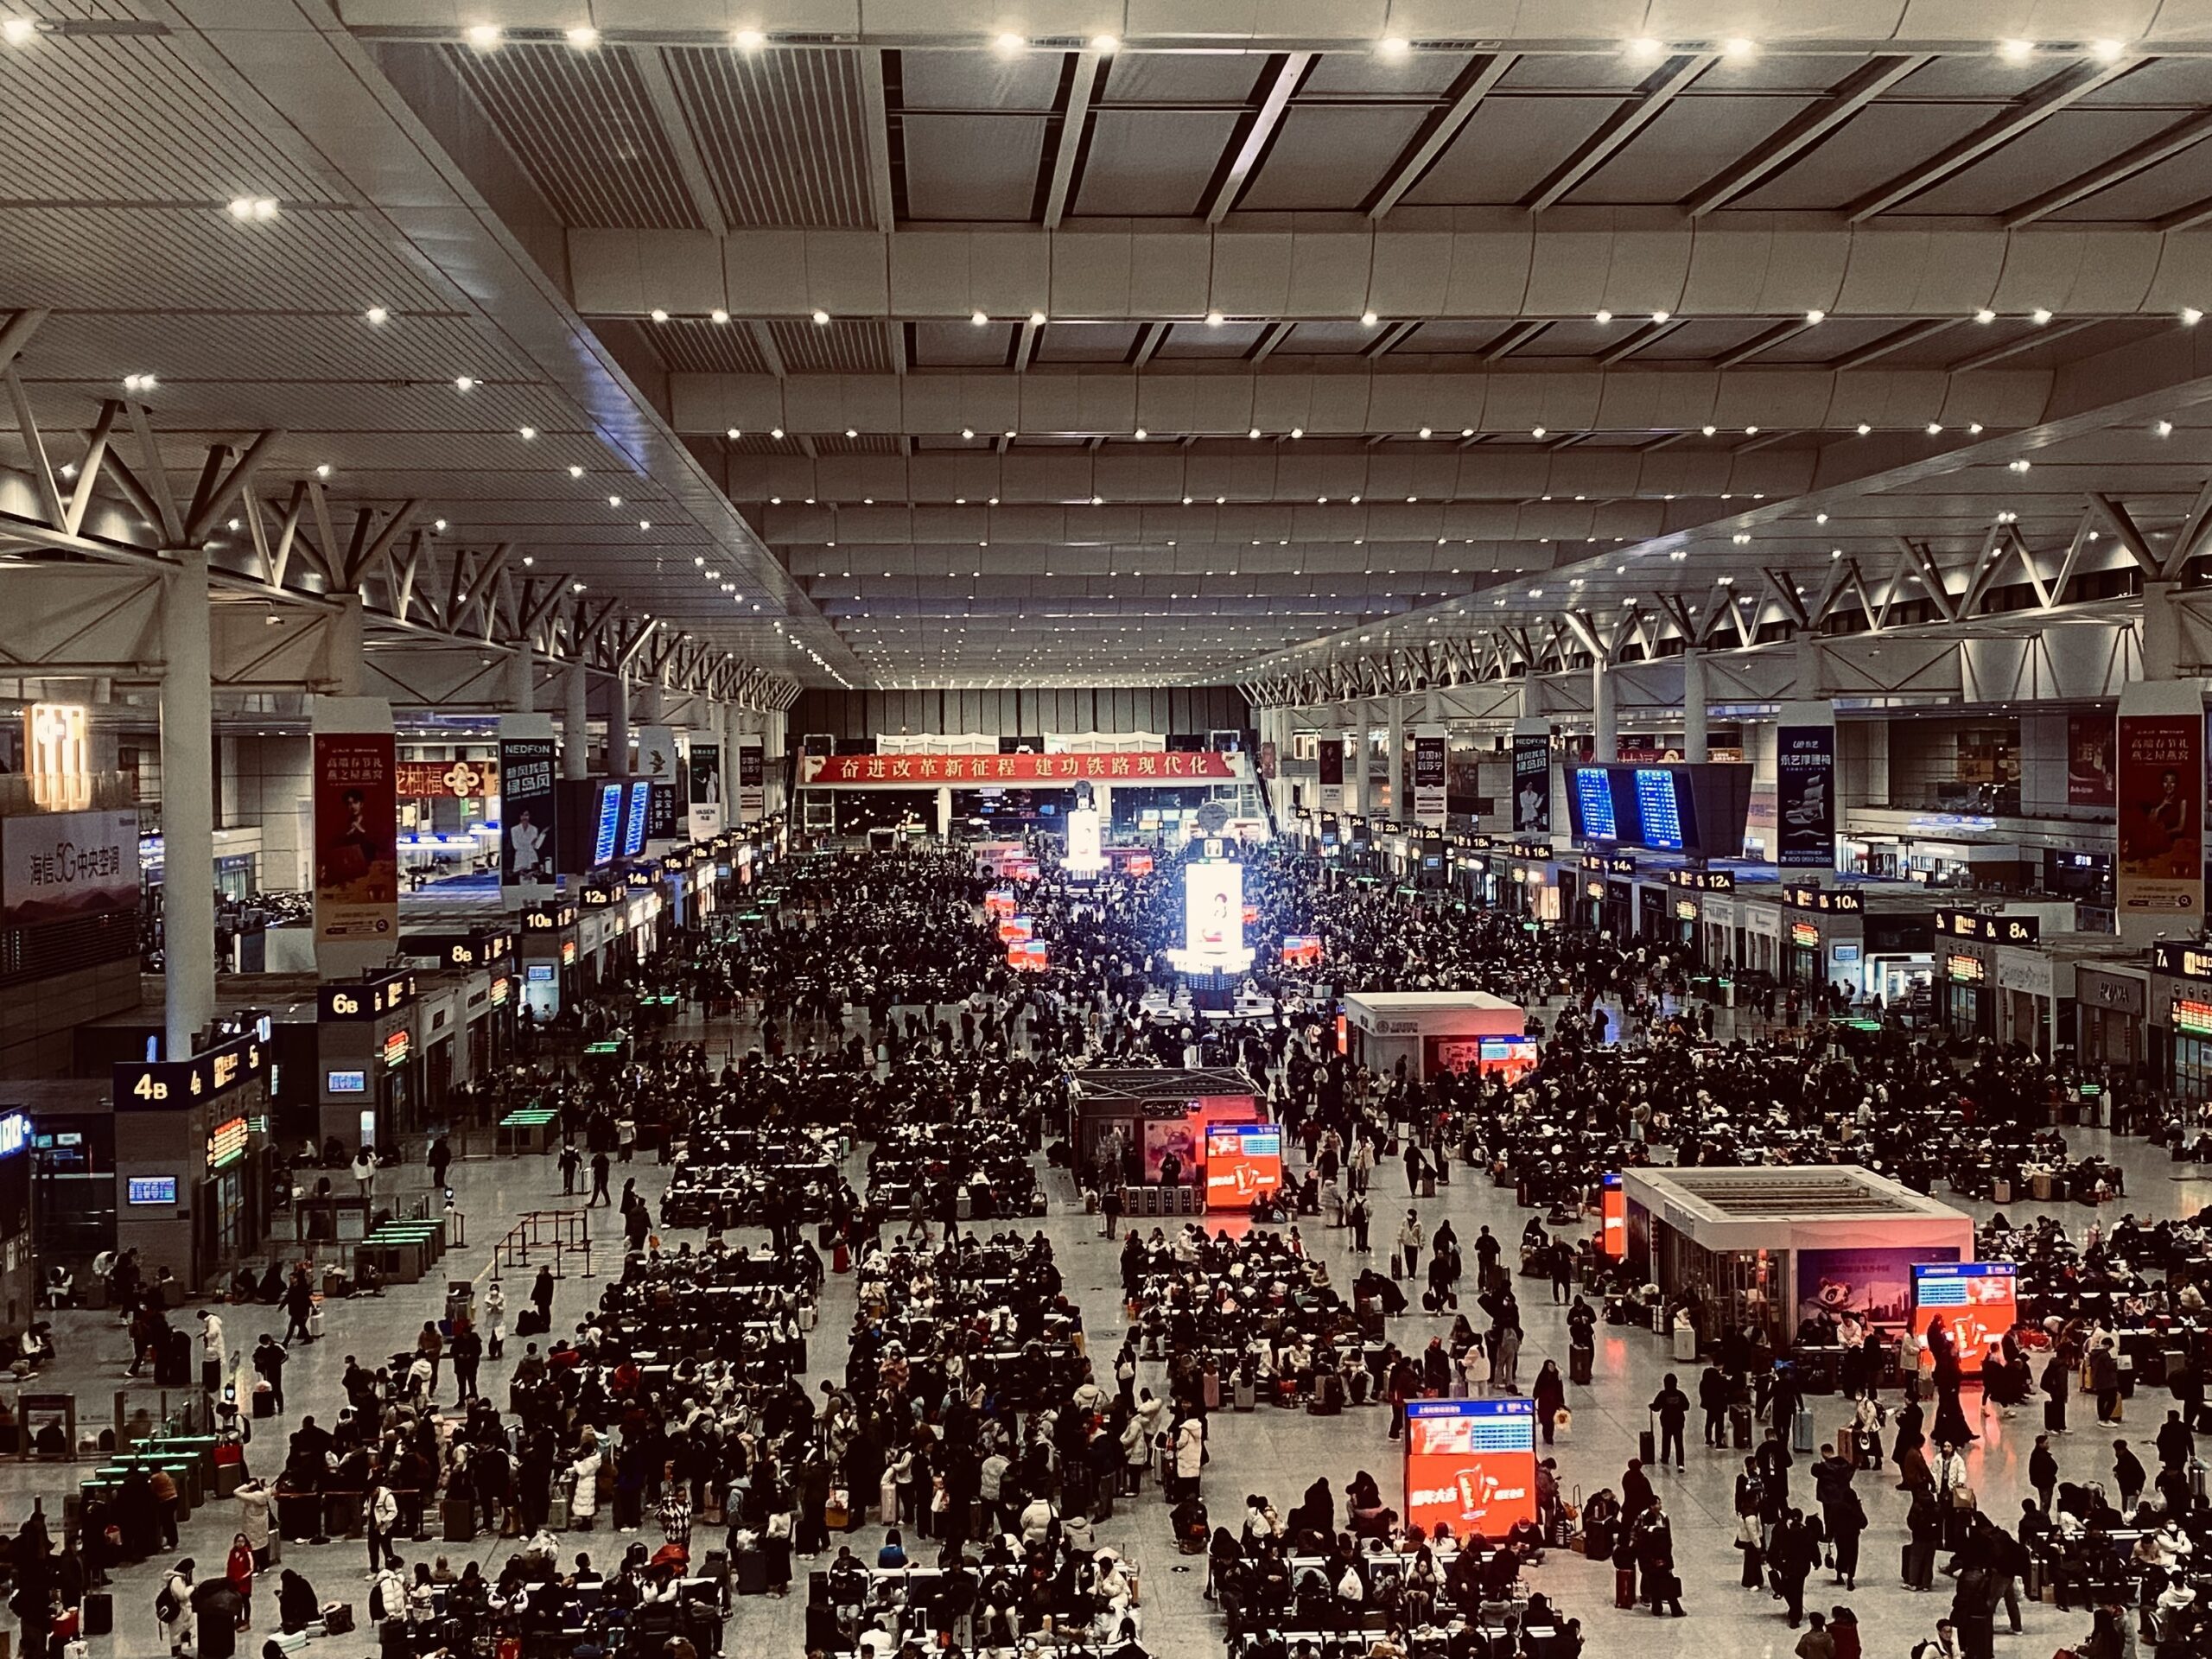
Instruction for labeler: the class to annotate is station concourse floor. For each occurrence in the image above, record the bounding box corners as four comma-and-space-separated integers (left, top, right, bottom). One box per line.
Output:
15, 1014, 2206, 1659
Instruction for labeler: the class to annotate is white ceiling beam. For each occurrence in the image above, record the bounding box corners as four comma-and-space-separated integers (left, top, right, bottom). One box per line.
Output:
630, 47, 728, 237
1041, 48, 1107, 230
2007, 108, 2212, 226
1365, 53, 1517, 219
1685, 55, 1929, 216
1525, 54, 1715, 213
858, 48, 898, 233
1204, 52, 1314, 224
2083, 490, 2163, 575
1847, 59, 2138, 219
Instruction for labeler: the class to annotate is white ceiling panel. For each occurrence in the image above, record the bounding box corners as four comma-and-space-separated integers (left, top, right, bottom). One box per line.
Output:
1072, 110, 1241, 216
899, 113, 1049, 219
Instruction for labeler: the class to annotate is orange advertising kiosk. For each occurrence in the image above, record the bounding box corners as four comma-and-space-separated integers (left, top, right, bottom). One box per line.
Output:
1067, 1067, 1265, 1191
1404, 1397, 1537, 1539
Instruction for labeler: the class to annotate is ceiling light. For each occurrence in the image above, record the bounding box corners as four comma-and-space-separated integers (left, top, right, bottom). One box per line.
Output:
1359, 310, 1380, 327
122, 373, 156, 391
994, 31, 1026, 54
1205, 310, 1225, 327
961, 428, 974, 440
518, 425, 537, 441
733, 28, 766, 50
434, 519, 447, 532
1805, 308, 1825, 324
1732, 532, 1751, 544
1376, 35, 1410, 58
2091, 37, 2127, 60
1998, 37, 2035, 62
454, 375, 474, 391
1249, 427, 1262, 439
810, 309, 830, 326
1856, 423, 1872, 435
568, 465, 584, 479
1974, 308, 1997, 323
2158, 419, 2175, 437
2031, 308, 2052, 325
1927, 423, 1943, 435
639, 519, 652, 531
565, 24, 599, 48
0, 17, 35, 43
608, 495, 623, 507
1090, 33, 1119, 54
1291, 427, 1304, 439
1722, 36, 1758, 58
844, 427, 857, 438
969, 310, 988, 327
1419, 427, 1433, 439
464, 23, 502, 50
1624, 35, 1663, 60
364, 306, 387, 325
1700, 423, 1716, 437
1968, 422, 1984, 435
2188, 308, 2205, 327
2010, 458, 2031, 472
1651, 309, 1671, 323
650, 308, 672, 324
1745, 425, 1759, 435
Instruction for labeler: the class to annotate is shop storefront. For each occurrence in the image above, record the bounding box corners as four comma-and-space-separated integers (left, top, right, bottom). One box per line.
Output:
1944, 943, 1994, 1041
1742, 899, 1781, 978
518, 899, 579, 1023
2077, 963, 2148, 1071
1779, 886, 1865, 993
1993, 946, 2056, 1056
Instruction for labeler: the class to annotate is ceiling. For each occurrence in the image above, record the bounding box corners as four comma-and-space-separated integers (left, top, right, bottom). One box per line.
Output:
11, 3, 2212, 694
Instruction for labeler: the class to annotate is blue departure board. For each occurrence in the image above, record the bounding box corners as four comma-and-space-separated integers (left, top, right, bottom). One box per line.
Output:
1573, 768, 1617, 839
1633, 769, 1684, 849
592, 783, 622, 866
623, 780, 652, 856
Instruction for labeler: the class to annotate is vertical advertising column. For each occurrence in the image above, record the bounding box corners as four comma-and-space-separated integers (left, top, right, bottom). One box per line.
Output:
311, 696, 398, 981
2117, 680, 2206, 944
1775, 701, 1840, 872
498, 714, 559, 909
1511, 721, 1551, 836
161, 551, 216, 1057
563, 665, 590, 780
688, 734, 724, 842
737, 741, 766, 821
1317, 734, 1344, 812
637, 724, 682, 851
1413, 728, 1448, 830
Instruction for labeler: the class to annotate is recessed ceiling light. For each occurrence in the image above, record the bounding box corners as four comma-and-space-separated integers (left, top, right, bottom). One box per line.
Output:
733, 28, 766, 50
1722, 37, 1757, 58
1856, 423, 1872, 435
1805, 308, 1825, 324
1927, 423, 1943, 435
1700, 423, 1716, 437
1248, 427, 1262, 439
2158, 419, 2175, 437
994, 30, 1026, 54
464, 23, 502, 50
315, 463, 331, 479
434, 518, 448, 532
518, 425, 537, 440
1530, 426, 1546, 439
1968, 422, 1984, 435
565, 24, 600, 49
364, 306, 387, 325
810, 309, 830, 326
1027, 310, 1046, 327
969, 310, 988, 327
2091, 37, 2128, 61
1594, 309, 1613, 324
2186, 308, 2205, 327
1360, 310, 1379, 327
1419, 427, 1433, 439
454, 376, 474, 391
2031, 308, 2052, 325
1998, 38, 2034, 63
1974, 308, 1997, 323
122, 373, 156, 391
1090, 34, 1119, 54
844, 428, 857, 438
1651, 309, 1671, 323
0, 17, 35, 43
1376, 35, 1410, 58
771, 427, 784, 439
1625, 36, 1663, 60
608, 495, 623, 507
568, 465, 584, 479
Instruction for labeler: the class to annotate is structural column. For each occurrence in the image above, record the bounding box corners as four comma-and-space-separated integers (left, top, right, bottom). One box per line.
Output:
563, 665, 589, 779
935, 785, 953, 841
2143, 580, 2183, 680
1592, 659, 1618, 762
507, 641, 534, 715
162, 551, 215, 1058
1357, 717, 1376, 815
1385, 696, 1407, 817
1681, 649, 1708, 762
607, 671, 632, 773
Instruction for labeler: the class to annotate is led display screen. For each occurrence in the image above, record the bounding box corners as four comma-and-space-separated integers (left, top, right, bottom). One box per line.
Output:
1633, 769, 1684, 850
1204, 1123, 1283, 1211
1564, 762, 1751, 859
1175, 861, 1249, 969
1911, 1262, 2018, 1376
592, 784, 622, 867
1600, 1173, 1626, 1260
622, 780, 652, 857
1572, 768, 1618, 840
127, 1176, 178, 1205
1404, 1398, 1537, 1540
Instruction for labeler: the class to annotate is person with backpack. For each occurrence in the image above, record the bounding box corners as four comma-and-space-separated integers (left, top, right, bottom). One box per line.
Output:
156, 1560, 194, 1657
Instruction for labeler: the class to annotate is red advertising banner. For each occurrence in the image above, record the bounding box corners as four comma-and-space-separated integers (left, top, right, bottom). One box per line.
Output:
800, 751, 1240, 786
396, 759, 498, 799
2066, 714, 2114, 806
314, 732, 399, 944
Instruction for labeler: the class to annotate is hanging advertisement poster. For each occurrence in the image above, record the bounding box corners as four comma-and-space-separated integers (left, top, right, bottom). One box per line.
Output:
688, 742, 723, 842
1775, 702, 1838, 869
1511, 723, 1550, 835
497, 718, 558, 906
313, 729, 398, 943
2067, 713, 2116, 806
637, 725, 681, 842
1413, 729, 1448, 830
2116, 681, 2204, 926
737, 744, 765, 820
1317, 736, 1344, 812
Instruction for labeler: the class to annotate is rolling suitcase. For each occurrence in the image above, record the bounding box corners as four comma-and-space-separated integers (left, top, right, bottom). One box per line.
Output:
1615, 1567, 1637, 1609
1794, 1405, 1815, 1454
1235, 1378, 1256, 1412
1731, 1405, 1753, 1449
736, 1549, 768, 1598
1638, 1419, 1656, 1466
1570, 1347, 1592, 1386
82, 1594, 111, 1638
380, 1621, 410, 1659
442, 1497, 474, 1542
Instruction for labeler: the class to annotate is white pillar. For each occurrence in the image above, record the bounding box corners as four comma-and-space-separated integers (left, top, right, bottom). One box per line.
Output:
1592, 660, 1618, 762
2143, 580, 2183, 680
1094, 782, 1113, 835
507, 641, 535, 715
1386, 696, 1407, 817
162, 551, 215, 1058
607, 671, 632, 773
327, 594, 365, 699
563, 665, 589, 780
935, 785, 952, 840
1357, 720, 1376, 815
638, 672, 664, 726
1681, 649, 1708, 761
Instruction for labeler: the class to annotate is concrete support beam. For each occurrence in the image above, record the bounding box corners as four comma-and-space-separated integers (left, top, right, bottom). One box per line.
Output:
161, 552, 214, 1059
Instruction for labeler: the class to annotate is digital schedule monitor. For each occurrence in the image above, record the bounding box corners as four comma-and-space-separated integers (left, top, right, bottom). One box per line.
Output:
1564, 762, 1751, 859
127, 1176, 177, 1205
1600, 1173, 1626, 1260
621, 780, 652, 857
1404, 1398, 1537, 1539
593, 782, 623, 867
1910, 1262, 2018, 1376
